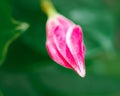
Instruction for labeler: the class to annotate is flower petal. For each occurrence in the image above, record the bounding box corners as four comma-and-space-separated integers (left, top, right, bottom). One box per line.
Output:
57, 15, 74, 28
53, 26, 76, 69
46, 40, 72, 68
66, 26, 86, 77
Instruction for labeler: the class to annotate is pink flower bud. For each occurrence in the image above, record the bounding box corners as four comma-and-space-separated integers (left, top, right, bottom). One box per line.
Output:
46, 14, 86, 77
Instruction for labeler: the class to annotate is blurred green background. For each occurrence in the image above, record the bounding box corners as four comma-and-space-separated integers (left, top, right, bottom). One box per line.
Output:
0, 0, 120, 96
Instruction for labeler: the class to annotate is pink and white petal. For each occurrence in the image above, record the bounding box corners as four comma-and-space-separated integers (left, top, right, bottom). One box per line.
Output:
66, 26, 86, 77
46, 40, 72, 68
46, 19, 59, 38
57, 15, 74, 28
53, 26, 76, 68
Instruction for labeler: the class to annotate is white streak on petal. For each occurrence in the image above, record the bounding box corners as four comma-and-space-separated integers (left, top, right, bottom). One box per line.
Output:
66, 25, 86, 77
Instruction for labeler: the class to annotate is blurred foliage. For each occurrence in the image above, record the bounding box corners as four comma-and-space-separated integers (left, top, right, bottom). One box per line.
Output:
0, 0, 29, 65
0, 0, 120, 96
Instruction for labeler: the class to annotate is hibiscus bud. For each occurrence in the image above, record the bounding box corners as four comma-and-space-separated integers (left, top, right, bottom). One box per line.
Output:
45, 14, 86, 77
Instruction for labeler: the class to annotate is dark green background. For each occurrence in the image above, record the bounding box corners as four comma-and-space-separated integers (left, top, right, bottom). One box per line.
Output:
0, 0, 120, 96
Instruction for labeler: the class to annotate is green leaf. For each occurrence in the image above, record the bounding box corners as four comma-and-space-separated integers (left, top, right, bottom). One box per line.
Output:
0, 20, 29, 65
13, 0, 47, 55
0, 0, 29, 65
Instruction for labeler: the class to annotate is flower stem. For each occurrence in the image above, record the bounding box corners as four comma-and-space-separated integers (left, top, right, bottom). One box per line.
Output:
40, 0, 57, 17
